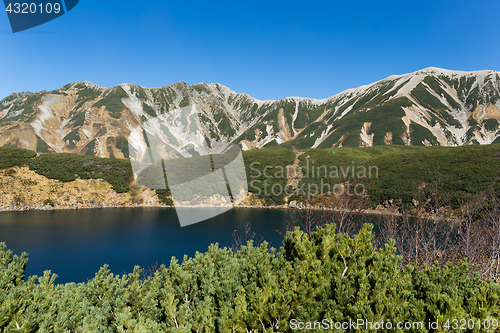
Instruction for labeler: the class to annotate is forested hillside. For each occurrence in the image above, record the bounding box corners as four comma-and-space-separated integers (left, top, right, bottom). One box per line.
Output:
1, 144, 500, 215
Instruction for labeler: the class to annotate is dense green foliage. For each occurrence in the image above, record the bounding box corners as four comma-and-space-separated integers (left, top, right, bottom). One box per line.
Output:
74, 86, 102, 110
115, 136, 130, 158
320, 97, 411, 148
1, 225, 499, 332
0, 147, 36, 169
411, 83, 448, 112
237, 144, 500, 209
179, 96, 191, 108
70, 111, 86, 127
484, 119, 499, 132
0, 93, 45, 126
409, 122, 439, 146
243, 147, 296, 205
130, 85, 147, 100
63, 129, 80, 144
28, 153, 133, 193
155, 189, 174, 205
297, 144, 500, 209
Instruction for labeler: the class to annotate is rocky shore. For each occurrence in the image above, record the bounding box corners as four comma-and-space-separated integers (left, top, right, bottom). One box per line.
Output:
0, 201, 170, 212
0, 200, 460, 224
0, 166, 461, 224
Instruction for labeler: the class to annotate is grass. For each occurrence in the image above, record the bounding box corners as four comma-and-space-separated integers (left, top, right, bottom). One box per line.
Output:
83, 139, 96, 156
411, 82, 448, 111
70, 111, 86, 127
73, 86, 102, 111
142, 103, 157, 117
63, 129, 80, 143
484, 119, 499, 131
93, 87, 128, 119
242, 147, 296, 204
36, 136, 50, 153
313, 97, 412, 148
409, 121, 439, 145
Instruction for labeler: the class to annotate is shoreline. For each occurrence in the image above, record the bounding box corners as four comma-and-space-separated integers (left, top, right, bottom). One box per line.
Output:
0, 202, 463, 224
0, 202, 170, 212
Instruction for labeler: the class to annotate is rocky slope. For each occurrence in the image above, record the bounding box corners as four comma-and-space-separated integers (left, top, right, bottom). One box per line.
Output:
1, 67, 499, 160
0, 166, 161, 211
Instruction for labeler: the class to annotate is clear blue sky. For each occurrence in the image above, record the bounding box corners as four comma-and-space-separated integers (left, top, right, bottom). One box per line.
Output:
1, 0, 499, 101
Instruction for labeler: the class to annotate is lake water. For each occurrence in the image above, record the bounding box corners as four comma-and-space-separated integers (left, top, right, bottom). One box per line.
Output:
0, 207, 307, 283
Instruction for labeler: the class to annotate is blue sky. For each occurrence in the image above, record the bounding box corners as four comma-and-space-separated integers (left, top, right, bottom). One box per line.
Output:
1, 0, 499, 101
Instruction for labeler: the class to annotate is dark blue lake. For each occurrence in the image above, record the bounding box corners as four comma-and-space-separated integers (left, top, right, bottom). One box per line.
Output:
0, 207, 298, 283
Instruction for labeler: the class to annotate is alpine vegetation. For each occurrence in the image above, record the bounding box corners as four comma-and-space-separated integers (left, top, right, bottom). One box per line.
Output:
1, 224, 499, 332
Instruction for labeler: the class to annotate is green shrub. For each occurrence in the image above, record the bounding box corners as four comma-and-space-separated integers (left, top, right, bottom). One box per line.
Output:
155, 189, 174, 205
484, 119, 499, 132
0, 147, 37, 169
42, 199, 55, 207
142, 102, 157, 117
1, 225, 499, 332
28, 153, 133, 193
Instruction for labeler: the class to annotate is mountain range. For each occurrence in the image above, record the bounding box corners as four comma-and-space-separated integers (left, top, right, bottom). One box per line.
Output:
1, 67, 499, 159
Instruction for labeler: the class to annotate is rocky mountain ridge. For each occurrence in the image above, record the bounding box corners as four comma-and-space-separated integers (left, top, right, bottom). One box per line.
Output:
1, 67, 499, 159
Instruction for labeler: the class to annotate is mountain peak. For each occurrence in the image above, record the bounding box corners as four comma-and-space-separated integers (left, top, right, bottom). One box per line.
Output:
415, 66, 496, 77
1, 67, 499, 156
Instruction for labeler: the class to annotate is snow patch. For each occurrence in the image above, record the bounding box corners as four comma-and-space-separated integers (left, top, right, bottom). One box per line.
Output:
55, 118, 70, 152
282, 96, 325, 105
95, 138, 105, 157
291, 100, 299, 136
122, 84, 144, 119
337, 104, 354, 119
359, 122, 374, 147
312, 124, 333, 148
473, 130, 498, 144
241, 141, 250, 151
82, 128, 92, 139
401, 105, 456, 146
246, 124, 277, 149
394, 73, 425, 97
127, 123, 148, 161
31, 97, 57, 135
